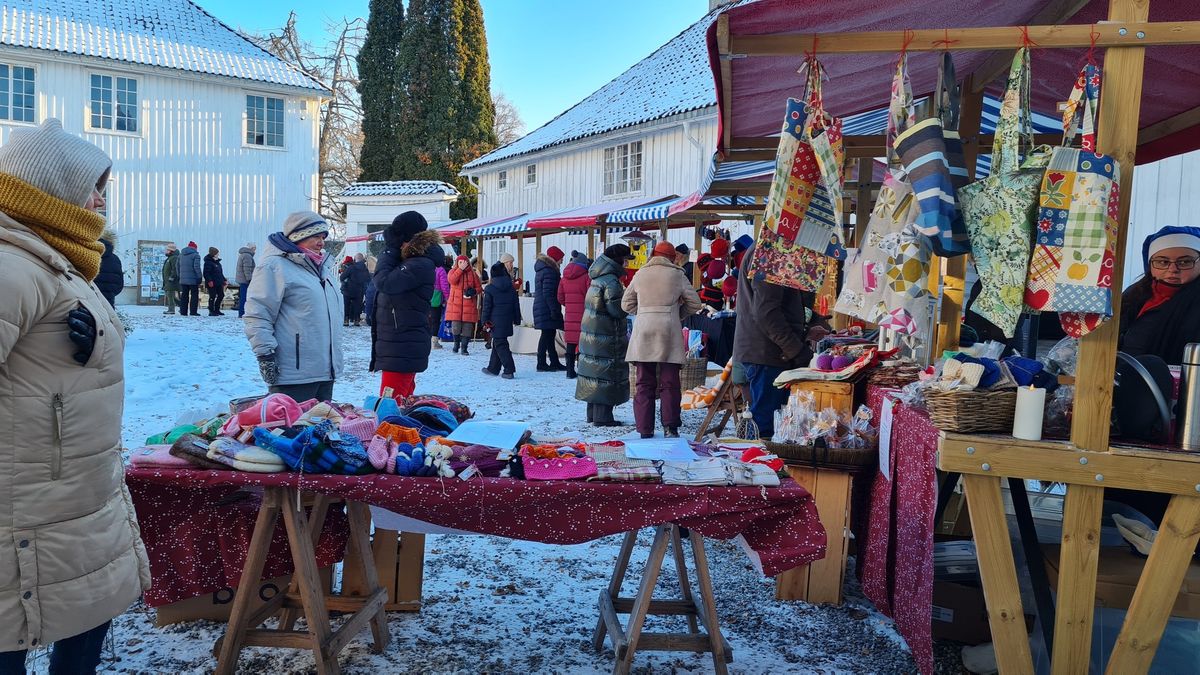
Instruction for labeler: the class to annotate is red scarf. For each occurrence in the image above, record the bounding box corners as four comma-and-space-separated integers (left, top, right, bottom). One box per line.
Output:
1138, 280, 1181, 318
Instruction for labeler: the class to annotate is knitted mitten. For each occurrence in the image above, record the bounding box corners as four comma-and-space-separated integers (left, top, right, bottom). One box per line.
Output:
254, 426, 304, 470
312, 421, 373, 475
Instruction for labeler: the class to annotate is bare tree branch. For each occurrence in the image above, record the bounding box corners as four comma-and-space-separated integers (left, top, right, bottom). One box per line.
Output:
492, 90, 526, 147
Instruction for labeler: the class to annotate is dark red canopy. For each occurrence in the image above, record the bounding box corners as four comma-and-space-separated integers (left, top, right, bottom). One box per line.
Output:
708, 0, 1200, 164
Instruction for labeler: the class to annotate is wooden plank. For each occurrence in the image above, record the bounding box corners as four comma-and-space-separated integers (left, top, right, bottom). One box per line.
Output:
371, 529, 401, 606
611, 598, 705, 616
597, 592, 629, 655
280, 490, 339, 675
1106, 495, 1200, 673
728, 21, 1200, 56
593, 530, 639, 652
962, 474, 1034, 674
854, 158, 873, 247
686, 531, 730, 675
588, 228, 596, 260
717, 14, 733, 154
1138, 104, 1200, 145
392, 531, 425, 611
1072, 0, 1150, 452
345, 501, 390, 652
966, 0, 1093, 92
938, 436, 1200, 496
324, 588, 387, 658
776, 467, 850, 605
240, 629, 313, 650
1051, 484, 1104, 675
635, 633, 719, 653
692, 224, 703, 288
670, 526, 700, 633
516, 234, 525, 285
214, 488, 281, 675
618, 525, 671, 675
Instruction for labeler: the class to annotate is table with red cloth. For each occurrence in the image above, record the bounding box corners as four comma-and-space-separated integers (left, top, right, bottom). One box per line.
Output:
125, 467, 828, 603
851, 385, 941, 675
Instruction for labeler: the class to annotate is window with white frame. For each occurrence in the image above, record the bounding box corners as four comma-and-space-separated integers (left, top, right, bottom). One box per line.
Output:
525, 163, 537, 186
0, 64, 35, 123
245, 94, 285, 147
498, 169, 508, 190
90, 74, 138, 132
603, 140, 643, 196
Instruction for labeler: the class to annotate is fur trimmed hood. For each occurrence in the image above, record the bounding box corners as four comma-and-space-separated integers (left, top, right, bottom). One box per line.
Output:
401, 229, 445, 265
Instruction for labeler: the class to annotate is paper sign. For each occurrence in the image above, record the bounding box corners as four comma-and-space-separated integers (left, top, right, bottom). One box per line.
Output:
624, 437, 698, 462
446, 420, 530, 450
878, 396, 896, 480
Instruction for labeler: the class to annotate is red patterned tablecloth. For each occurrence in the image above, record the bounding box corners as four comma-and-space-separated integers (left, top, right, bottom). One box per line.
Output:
855, 385, 940, 675
127, 468, 826, 606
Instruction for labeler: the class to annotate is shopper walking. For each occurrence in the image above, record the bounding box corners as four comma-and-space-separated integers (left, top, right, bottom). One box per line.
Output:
161, 242, 180, 314
235, 242, 256, 317
370, 211, 444, 398
429, 255, 451, 349
534, 245, 566, 371
95, 229, 124, 307
576, 244, 634, 426
203, 246, 227, 316
623, 241, 703, 438
244, 211, 344, 401
178, 240, 202, 315
0, 118, 149, 674
558, 251, 590, 379
340, 253, 370, 326
481, 261, 522, 379
446, 254, 482, 356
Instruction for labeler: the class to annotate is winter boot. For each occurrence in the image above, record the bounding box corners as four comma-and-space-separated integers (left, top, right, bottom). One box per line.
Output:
593, 404, 623, 427
460, 339, 470, 356
665, 427, 680, 438
344, 318, 350, 327
431, 336, 443, 350
586, 403, 594, 424
452, 336, 461, 354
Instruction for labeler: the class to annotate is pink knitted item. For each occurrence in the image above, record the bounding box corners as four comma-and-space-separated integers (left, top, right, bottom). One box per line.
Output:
219, 414, 242, 437
297, 398, 320, 412
340, 416, 378, 443
236, 394, 303, 429
128, 445, 195, 469
367, 435, 393, 471
521, 455, 598, 481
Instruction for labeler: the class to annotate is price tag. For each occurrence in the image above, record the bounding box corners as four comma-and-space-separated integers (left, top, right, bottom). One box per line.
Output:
458, 464, 480, 480
272, 427, 285, 436
496, 448, 514, 461
879, 396, 896, 480
327, 431, 342, 442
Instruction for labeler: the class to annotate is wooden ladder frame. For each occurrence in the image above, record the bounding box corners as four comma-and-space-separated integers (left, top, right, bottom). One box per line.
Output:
593, 524, 733, 675
213, 487, 390, 675
694, 374, 742, 442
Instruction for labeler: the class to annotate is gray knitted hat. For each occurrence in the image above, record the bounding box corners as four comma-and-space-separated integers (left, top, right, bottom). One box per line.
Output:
0, 118, 111, 207
283, 210, 330, 242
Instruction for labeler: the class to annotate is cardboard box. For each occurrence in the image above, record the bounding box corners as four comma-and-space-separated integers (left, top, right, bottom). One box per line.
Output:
1044, 545, 1200, 620
154, 567, 332, 627
931, 581, 1035, 645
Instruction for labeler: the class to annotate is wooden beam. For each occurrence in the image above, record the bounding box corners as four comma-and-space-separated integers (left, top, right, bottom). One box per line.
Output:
731, 134, 1066, 152
717, 14, 733, 153
685, 205, 766, 214
1138, 104, 1200, 145
1051, 484, 1104, 675
693, 223, 702, 287
1072, 0, 1149, 452
587, 227, 595, 260
967, 0, 1093, 92
728, 21, 1200, 56
516, 234, 525, 288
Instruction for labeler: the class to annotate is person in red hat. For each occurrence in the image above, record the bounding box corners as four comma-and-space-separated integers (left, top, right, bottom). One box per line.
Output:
533, 245, 567, 371
622, 241, 703, 438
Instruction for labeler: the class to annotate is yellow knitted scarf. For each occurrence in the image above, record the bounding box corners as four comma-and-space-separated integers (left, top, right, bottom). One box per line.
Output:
0, 173, 105, 280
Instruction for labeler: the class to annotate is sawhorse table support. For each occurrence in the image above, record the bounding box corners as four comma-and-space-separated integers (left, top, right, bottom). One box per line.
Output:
213, 486, 391, 675
593, 524, 733, 675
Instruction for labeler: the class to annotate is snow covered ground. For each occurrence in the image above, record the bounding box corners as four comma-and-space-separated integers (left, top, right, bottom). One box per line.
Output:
37, 305, 929, 673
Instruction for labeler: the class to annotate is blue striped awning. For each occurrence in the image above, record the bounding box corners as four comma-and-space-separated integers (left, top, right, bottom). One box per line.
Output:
471, 207, 576, 237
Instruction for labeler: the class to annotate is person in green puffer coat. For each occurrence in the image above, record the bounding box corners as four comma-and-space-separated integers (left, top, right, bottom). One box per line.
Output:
161, 243, 180, 314
574, 245, 634, 426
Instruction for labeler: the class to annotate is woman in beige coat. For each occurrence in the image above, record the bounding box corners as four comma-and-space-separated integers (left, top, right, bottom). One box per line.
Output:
622, 241, 703, 438
0, 119, 149, 673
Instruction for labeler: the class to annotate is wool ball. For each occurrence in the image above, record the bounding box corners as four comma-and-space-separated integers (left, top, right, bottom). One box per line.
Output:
831, 355, 855, 370
816, 354, 834, 370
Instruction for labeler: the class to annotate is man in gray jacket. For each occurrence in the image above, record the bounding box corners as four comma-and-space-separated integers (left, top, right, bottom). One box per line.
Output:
243, 212, 343, 401
235, 243, 256, 317
178, 240, 203, 316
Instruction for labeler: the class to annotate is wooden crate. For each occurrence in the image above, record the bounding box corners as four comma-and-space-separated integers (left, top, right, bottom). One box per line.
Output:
341, 529, 425, 611
775, 465, 853, 605
788, 378, 861, 417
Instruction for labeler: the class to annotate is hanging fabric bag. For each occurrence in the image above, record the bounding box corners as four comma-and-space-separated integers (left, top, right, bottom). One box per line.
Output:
958, 47, 1053, 337
1023, 63, 1120, 338
895, 52, 972, 257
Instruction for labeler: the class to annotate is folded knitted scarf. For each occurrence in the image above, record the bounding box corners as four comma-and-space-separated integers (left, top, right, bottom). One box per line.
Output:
128, 445, 195, 470
661, 458, 728, 486
0, 173, 105, 280
168, 434, 226, 470
207, 437, 285, 473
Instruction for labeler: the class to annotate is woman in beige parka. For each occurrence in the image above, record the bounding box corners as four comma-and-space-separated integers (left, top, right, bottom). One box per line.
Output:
0, 119, 149, 673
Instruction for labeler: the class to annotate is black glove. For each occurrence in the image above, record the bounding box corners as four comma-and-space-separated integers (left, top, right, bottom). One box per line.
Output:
67, 307, 96, 365
258, 353, 279, 385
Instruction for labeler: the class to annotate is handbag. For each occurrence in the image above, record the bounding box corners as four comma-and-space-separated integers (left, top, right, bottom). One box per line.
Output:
438, 319, 454, 341
748, 191, 835, 292
431, 289, 444, 308
895, 52, 971, 257
958, 48, 1053, 337
1023, 63, 1120, 338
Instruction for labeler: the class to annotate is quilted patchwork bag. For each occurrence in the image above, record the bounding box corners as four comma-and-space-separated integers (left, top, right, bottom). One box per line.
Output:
749, 185, 839, 291
1023, 63, 1120, 338
958, 48, 1052, 337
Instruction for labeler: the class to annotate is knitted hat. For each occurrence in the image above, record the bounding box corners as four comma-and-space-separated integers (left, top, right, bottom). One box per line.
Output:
652, 241, 677, 258
546, 246, 565, 262
0, 118, 111, 207
490, 261, 508, 278
388, 211, 428, 247
604, 244, 632, 262
456, 254, 470, 263
343, 255, 354, 265
1145, 226, 1200, 265
711, 238, 730, 259
283, 210, 329, 243
209, 247, 219, 256
188, 241, 198, 249
499, 252, 515, 264
166, 243, 177, 252
733, 234, 754, 252
675, 243, 690, 255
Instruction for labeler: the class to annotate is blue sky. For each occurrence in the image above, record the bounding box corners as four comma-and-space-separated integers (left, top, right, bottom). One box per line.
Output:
200, 0, 708, 131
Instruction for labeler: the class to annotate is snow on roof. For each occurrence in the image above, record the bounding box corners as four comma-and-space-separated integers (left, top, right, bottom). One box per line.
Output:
0, 0, 325, 93
339, 181, 460, 198
462, 3, 735, 171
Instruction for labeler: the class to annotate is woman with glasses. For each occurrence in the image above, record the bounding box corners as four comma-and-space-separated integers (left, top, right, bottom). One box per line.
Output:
1119, 225, 1200, 365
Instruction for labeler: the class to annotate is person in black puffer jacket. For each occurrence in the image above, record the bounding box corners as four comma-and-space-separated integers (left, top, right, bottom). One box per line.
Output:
481, 261, 522, 378
370, 211, 444, 398
95, 231, 123, 307
340, 254, 371, 326
534, 245, 566, 371
203, 247, 227, 316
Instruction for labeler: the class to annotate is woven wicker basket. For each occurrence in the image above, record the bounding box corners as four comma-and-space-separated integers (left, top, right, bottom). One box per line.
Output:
629, 357, 708, 399
766, 441, 877, 472
925, 388, 1017, 433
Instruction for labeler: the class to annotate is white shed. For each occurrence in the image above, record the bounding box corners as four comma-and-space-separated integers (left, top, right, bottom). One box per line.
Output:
337, 181, 459, 254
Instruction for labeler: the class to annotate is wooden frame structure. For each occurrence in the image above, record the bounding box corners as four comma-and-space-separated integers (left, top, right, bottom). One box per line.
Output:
716, 2, 1200, 672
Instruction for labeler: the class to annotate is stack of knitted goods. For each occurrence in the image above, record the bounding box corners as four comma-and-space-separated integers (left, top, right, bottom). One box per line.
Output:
367, 437, 453, 476
207, 437, 285, 473
253, 420, 374, 475
128, 445, 196, 470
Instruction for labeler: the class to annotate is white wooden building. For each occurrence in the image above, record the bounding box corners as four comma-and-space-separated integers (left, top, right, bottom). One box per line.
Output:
337, 180, 457, 255
0, 0, 325, 303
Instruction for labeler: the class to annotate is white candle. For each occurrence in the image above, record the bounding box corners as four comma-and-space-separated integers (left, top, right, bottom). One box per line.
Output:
1012, 385, 1047, 441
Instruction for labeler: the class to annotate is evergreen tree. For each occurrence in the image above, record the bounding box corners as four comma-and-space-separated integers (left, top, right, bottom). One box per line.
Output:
451, 0, 496, 219
356, 0, 404, 182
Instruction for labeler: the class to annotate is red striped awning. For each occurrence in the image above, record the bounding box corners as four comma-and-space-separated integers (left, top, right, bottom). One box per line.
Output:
526, 195, 667, 230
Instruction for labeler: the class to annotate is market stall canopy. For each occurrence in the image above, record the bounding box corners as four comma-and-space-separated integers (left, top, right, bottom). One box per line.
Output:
471, 208, 574, 237
526, 195, 669, 230
452, 213, 527, 237
343, 220, 465, 243
707, 0, 1200, 164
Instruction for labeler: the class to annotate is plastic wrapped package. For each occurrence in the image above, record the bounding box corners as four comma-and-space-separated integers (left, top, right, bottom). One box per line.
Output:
1045, 337, 1080, 377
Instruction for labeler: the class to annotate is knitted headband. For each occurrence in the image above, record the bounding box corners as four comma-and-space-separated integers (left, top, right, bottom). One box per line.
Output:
288, 221, 329, 243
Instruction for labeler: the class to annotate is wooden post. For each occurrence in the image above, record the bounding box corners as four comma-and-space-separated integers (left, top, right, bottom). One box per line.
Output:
659, 220, 669, 241
587, 227, 596, 259
1071, 0, 1149, 452
1051, 485, 1104, 675
854, 158, 873, 246
693, 222, 703, 287
535, 232, 544, 255
517, 234, 525, 288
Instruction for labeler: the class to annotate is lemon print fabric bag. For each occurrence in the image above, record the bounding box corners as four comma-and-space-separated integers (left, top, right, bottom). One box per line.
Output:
1022, 63, 1120, 338
959, 47, 1051, 338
